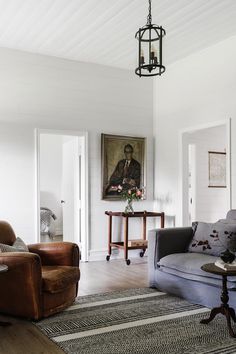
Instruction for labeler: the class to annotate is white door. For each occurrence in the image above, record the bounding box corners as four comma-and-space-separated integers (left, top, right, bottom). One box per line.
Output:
188, 144, 196, 224
61, 137, 80, 244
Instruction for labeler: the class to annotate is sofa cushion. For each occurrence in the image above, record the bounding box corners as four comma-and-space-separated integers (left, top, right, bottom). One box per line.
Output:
158, 253, 236, 289
0, 237, 29, 253
42, 266, 80, 294
188, 221, 236, 256
226, 210, 236, 220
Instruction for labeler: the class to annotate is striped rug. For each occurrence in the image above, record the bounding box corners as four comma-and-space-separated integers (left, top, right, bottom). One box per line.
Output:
35, 288, 236, 354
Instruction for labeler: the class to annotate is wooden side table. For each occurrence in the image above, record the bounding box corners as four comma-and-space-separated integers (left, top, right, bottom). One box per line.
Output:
0, 264, 11, 327
200, 263, 236, 337
105, 210, 165, 265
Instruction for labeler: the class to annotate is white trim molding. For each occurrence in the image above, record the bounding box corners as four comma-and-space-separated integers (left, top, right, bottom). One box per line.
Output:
178, 118, 232, 226
35, 128, 89, 262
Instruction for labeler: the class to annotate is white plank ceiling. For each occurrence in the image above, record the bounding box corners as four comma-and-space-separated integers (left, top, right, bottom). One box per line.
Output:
0, 0, 236, 69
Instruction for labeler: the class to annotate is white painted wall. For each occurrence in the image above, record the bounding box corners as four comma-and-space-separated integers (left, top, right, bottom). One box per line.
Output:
0, 123, 35, 244
183, 125, 227, 223
40, 134, 63, 236
154, 35, 236, 226
0, 48, 154, 258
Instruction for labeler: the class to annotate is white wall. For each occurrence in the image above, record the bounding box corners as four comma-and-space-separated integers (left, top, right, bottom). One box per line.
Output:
0, 123, 35, 244
183, 125, 228, 223
0, 48, 154, 257
154, 35, 236, 226
40, 134, 63, 235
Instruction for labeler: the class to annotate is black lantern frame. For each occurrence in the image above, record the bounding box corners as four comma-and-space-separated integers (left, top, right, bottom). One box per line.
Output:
135, 0, 166, 77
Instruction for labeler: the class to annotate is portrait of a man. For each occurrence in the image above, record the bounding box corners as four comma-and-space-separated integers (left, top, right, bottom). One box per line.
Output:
101, 134, 146, 200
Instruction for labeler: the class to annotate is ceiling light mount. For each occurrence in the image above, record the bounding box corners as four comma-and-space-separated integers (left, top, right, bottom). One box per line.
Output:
135, 0, 166, 77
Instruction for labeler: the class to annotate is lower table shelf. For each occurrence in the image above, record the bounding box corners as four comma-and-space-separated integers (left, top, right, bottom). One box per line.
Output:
110, 241, 148, 250
107, 242, 148, 265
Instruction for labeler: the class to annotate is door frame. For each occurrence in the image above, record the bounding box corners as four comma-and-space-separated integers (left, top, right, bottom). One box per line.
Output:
35, 128, 89, 261
179, 118, 231, 226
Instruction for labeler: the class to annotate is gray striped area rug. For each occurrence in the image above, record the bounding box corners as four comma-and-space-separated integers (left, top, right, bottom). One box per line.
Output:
35, 288, 236, 354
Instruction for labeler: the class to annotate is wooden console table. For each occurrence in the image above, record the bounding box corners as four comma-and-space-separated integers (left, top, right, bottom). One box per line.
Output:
105, 211, 165, 265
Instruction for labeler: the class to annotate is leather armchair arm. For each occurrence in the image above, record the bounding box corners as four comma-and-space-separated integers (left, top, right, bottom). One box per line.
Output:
28, 242, 80, 267
0, 252, 42, 319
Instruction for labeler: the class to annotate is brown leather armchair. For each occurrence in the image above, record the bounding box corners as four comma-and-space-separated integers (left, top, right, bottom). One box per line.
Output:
0, 221, 80, 320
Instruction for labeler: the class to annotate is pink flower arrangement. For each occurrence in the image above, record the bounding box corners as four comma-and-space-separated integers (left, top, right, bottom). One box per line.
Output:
136, 190, 142, 197
119, 187, 145, 202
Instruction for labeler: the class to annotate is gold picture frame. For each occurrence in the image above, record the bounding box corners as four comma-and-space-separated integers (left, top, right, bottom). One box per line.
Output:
101, 134, 146, 200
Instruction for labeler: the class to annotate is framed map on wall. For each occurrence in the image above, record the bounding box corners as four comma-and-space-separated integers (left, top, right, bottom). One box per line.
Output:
101, 134, 146, 200
208, 151, 226, 188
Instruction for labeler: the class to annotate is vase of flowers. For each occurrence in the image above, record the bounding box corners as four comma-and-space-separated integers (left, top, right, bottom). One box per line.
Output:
118, 186, 145, 214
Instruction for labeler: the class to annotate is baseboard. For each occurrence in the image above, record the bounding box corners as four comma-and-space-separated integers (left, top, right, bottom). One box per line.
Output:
88, 248, 148, 262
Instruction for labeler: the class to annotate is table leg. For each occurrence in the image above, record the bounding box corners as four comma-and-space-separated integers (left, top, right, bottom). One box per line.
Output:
124, 216, 130, 265
229, 307, 236, 322
161, 212, 165, 228
143, 213, 147, 240
200, 275, 236, 337
106, 215, 112, 261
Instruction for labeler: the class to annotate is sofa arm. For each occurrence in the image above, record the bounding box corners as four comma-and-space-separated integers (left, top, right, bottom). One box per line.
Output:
28, 242, 80, 267
0, 252, 43, 319
148, 227, 193, 268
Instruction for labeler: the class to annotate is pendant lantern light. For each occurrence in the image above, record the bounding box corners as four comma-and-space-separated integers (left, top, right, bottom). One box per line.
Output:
135, 0, 166, 77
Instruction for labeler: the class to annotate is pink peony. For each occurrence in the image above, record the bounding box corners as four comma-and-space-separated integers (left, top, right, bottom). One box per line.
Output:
136, 190, 142, 197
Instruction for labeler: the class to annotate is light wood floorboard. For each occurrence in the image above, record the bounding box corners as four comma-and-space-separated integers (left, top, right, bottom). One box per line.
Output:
0, 258, 148, 354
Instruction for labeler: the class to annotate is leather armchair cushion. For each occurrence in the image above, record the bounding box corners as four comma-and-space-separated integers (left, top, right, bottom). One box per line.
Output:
42, 266, 80, 294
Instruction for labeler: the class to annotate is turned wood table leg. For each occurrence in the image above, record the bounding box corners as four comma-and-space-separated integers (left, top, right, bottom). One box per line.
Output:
201, 274, 236, 337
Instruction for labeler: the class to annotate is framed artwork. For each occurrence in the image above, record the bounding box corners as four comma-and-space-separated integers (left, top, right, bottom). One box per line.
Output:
208, 151, 226, 188
101, 134, 146, 200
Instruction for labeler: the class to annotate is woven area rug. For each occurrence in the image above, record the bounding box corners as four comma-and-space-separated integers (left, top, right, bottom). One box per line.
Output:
35, 288, 236, 354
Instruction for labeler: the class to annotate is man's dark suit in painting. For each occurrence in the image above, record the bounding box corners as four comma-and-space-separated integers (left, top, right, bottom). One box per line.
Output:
107, 158, 141, 194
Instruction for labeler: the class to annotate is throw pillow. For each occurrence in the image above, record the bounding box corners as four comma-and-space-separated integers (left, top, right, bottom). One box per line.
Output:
188, 221, 236, 256
218, 219, 236, 224
0, 237, 29, 253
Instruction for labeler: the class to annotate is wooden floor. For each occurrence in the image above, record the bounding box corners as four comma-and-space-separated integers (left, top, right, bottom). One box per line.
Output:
0, 258, 148, 354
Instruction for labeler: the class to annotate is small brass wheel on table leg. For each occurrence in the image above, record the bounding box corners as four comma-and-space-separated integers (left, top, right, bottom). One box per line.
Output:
126, 259, 131, 265
106, 255, 110, 261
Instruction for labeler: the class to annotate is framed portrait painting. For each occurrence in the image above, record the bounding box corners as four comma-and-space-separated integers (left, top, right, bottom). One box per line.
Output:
101, 134, 146, 200
208, 151, 226, 188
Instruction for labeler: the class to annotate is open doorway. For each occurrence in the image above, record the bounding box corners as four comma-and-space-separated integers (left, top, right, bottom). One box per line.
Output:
36, 130, 89, 261
181, 120, 231, 225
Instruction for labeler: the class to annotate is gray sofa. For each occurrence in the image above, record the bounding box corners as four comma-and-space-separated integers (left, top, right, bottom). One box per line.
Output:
148, 210, 236, 308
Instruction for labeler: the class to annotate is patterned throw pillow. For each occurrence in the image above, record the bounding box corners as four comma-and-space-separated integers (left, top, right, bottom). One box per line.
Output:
188, 222, 236, 256
0, 237, 29, 253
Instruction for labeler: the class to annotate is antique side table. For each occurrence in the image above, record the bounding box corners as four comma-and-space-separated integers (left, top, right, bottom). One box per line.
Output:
105, 210, 165, 265
0, 264, 11, 327
200, 263, 236, 337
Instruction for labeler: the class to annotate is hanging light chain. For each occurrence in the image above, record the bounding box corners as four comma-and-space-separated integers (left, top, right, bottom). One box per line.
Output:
147, 0, 152, 25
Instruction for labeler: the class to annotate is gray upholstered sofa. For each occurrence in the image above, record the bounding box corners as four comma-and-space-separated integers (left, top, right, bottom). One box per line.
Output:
148, 210, 236, 308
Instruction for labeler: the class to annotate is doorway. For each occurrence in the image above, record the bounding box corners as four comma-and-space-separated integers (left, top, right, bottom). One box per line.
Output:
181, 120, 231, 225
36, 130, 89, 261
